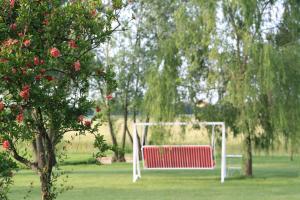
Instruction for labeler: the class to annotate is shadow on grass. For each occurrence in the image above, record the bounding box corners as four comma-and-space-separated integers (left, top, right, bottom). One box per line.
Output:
60, 158, 97, 166
226, 170, 299, 181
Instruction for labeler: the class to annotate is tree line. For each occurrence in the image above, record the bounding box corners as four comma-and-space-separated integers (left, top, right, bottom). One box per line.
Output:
102, 0, 300, 177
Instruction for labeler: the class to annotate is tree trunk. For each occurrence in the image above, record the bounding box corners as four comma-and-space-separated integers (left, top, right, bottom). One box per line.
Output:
290, 137, 298, 161
104, 40, 123, 162
119, 89, 130, 163
107, 109, 120, 162
290, 150, 294, 161
133, 109, 143, 160
244, 133, 253, 177
290, 139, 294, 161
107, 113, 118, 148
126, 127, 133, 144
35, 132, 55, 200
126, 126, 141, 161
36, 130, 55, 200
11, 108, 57, 200
40, 172, 52, 200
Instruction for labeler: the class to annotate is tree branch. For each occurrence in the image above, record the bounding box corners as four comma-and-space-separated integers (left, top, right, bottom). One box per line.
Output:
9, 144, 39, 172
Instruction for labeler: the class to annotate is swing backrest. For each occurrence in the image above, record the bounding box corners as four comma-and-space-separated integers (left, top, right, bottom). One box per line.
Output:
142, 145, 215, 169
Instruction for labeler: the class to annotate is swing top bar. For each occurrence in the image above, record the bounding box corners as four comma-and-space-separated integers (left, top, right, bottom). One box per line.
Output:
134, 121, 225, 126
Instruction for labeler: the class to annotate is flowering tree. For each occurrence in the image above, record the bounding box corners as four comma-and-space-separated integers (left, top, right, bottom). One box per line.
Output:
0, 0, 122, 199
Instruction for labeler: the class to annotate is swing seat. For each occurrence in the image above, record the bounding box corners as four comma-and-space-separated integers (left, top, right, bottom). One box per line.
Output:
142, 145, 215, 169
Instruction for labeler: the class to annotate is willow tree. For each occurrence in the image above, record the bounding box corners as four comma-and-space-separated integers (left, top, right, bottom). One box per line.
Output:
136, 0, 182, 121
112, 0, 181, 146
274, 0, 300, 160
174, 1, 218, 104
218, 0, 297, 176
174, 0, 300, 176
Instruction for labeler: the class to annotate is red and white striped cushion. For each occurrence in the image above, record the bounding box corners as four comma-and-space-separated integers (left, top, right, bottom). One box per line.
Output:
142, 145, 215, 169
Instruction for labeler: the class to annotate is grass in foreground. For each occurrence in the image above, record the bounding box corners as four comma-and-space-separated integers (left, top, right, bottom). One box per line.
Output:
9, 156, 300, 200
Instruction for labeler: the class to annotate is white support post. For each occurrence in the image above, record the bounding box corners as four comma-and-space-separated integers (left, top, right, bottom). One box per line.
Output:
211, 125, 216, 161
136, 128, 141, 178
211, 126, 215, 149
142, 125, 146, 146
133, 124, 140, 182
221, 123, 226, 183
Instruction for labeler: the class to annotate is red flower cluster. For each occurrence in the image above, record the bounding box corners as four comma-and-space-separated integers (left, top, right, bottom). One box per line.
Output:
16, 113, 24, 123
44, 75, 54, 81
2, 140, 10, 150
12, 67, 17, 74
35, 75, 42, 81
43, 19, 49, 25
74, 60, 81, 71
10, 0, 15, 8
19, 85, 30, 100
0, 58, 9, 63
26, 63, 32, 68
34, 56, 39, 65
21, 68, 27, 75
77, 115, 84, 122
84, 120, 91, 127
3, 76, 10, 81
40, 68, 46, 74
106, 94, 113, 100
0, 101, 5, 111
50, 47, 61, 58
96, 106, 101, 112
23, 39, 31, 47
10, 23, 17, 30
91, 9, 97, 17
77, 115, 92, 127
68, 40, 78, 48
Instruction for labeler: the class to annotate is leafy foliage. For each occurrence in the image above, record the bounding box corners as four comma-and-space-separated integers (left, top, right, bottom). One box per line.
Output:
0, 152, 17, 200
196, 102, 239, 135
93, 134, 110, 159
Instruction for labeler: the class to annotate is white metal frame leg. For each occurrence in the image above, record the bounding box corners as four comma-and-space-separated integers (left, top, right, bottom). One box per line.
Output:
221, 122, 227, 183
133, 124, 141, 182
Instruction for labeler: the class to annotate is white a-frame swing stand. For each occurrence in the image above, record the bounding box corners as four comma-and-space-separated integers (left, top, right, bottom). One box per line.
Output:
132, 122, 227, 183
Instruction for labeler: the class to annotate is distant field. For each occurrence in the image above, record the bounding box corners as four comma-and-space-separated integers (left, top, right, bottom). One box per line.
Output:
9, 155, 300, 200
62, 116, 294, 157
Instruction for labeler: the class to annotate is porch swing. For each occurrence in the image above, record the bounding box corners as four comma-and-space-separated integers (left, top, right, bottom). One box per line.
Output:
132, 122, 227, 183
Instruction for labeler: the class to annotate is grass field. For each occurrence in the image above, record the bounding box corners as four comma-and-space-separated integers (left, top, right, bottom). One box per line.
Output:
8, 155, 300, 200
6, 118, 300, 199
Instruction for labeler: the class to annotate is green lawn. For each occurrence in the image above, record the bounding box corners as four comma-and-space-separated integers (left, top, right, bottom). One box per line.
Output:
9, 156, 300, 200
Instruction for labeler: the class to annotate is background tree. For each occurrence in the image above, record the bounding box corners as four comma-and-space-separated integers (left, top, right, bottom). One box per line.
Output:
174, 1, 218, 105
95, 2, 147, 161
96, 0, 183, 159
214, 0, 300, 176
0, 0, 122, 199
94, 39, 123, 162
274, 0, 300, 160
131, 0, 300, 177
114, 33, 142, 162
